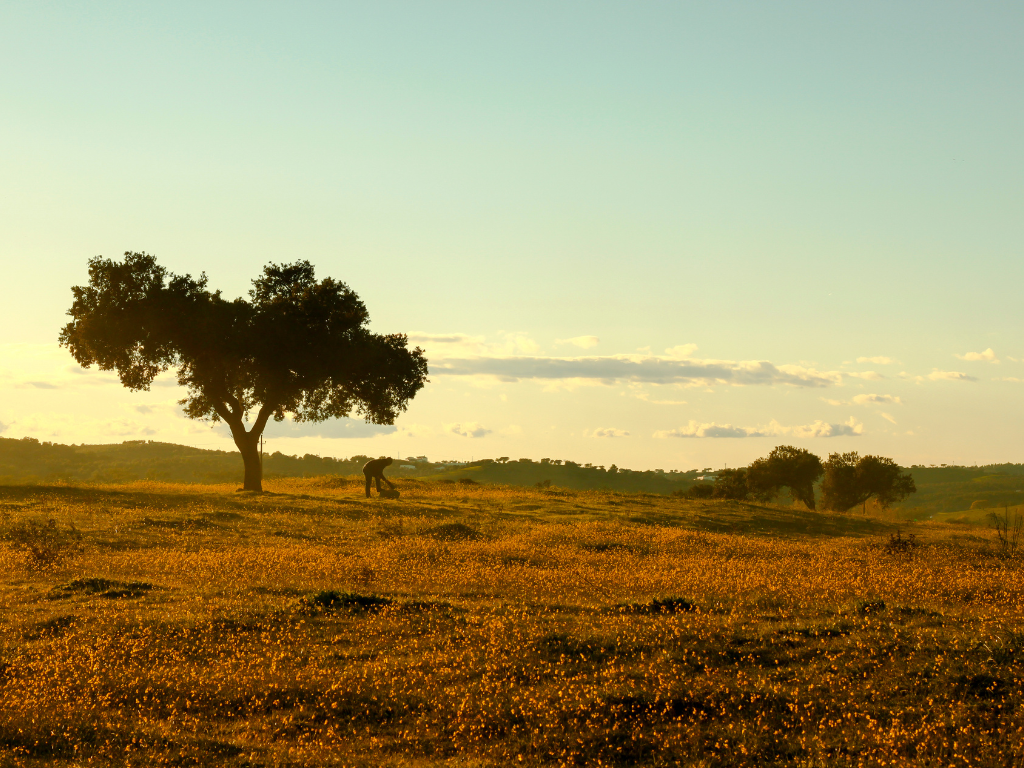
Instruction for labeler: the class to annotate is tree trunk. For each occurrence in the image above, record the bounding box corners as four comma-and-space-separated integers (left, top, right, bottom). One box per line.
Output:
229, 425, 263, 492
219, 402, 274, 493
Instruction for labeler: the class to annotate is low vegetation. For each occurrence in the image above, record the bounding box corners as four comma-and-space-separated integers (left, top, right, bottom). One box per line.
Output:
1, 477, 1022, 766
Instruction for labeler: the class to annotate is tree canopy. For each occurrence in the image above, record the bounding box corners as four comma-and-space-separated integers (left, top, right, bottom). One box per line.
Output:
746, 445, 824, 510
820, 451, 916, 513
59, 253, 428, 491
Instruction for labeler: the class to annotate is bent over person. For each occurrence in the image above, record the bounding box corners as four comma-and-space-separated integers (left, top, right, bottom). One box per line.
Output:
363, 456, 395, 498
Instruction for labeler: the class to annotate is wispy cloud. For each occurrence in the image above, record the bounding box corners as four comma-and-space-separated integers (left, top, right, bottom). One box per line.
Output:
633, 391, 688, 405
268, 417, 397, 439
587, 427, 630, 438
856, 356, 896, 365
881, 412, 898, 424
433, 355, 841, 388
654, 417, 862, 439
664, 344, 699, 359
899, 370, 977, 383
409, 332, 539, 357
444, 422, 492, 438
926, 370, 977, 382
956, 348, 999, 363
848, 371, 885, 381
555, 335, 600, 349
852, 394, 902, 405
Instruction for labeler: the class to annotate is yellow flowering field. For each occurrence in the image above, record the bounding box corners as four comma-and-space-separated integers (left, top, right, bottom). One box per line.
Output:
1, 478, 1022, 766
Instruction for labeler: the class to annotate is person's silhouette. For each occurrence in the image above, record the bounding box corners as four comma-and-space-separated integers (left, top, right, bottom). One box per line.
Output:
363, 456, 395, 498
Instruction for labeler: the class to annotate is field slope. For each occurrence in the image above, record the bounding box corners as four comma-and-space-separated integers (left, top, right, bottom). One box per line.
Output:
1, 478, 1022, 766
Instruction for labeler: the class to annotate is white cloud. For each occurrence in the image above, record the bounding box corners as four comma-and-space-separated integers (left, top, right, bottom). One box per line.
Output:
410, 331, 541, 357
3, 412, 159, 440
434, 354, 841, 388
790, 417, 863, 438
997, 377, 1024, 383
848, 371, 885, 381
927, 370, 977, 382
407, 333, 488, 357
588, 427, 630, 438
396, 423, 434, 438
444, 422, 492, 438
664, 344, 698, 359
856, 356, 895, 365
555, 335, 600, 349
633, 392, 688, 405
267, 416, 398, 439
654, 416, 863, 439
956, 348, 999, 363
881, 412, 898, 424
852, 394, 902, 405
899, 370, 978, 383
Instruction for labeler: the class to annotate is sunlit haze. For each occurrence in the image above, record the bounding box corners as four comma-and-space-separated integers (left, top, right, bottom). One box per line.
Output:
2, 2, 1022, 469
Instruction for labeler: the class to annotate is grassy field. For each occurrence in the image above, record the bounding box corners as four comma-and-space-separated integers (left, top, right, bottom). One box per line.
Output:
1, 479, 1022, 767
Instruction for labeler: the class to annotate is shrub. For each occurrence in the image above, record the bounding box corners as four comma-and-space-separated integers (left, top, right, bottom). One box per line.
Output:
884, 529, 919, 554
989, 506, 1023, 556
299, 591, 393, 614
612, 597, 698, 614
674, 484, 713, 500
3, 519, 82, 570
712, 469, 749, 501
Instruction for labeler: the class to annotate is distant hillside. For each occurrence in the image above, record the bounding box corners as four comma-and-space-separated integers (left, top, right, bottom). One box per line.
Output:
1, 436, 1022, 516
898, 465, 1024, 515
0, 437, 702, 492
0, 437, 397, 485
430, 458, 698, 494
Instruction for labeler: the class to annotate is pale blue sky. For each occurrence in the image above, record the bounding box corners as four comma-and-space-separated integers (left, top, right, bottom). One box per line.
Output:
1, 2, 1022, 468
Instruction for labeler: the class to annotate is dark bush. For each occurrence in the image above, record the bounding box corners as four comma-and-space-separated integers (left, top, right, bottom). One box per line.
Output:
611, 597, 697, 614
675, 484, 713, 499
884, 530, 919, 554
712, 469, 749, 500
3, 519, 82, 570
299, 591, 393, 614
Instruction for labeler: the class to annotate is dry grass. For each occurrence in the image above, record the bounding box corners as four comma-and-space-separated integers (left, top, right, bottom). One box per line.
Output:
1, 477, 1022, 766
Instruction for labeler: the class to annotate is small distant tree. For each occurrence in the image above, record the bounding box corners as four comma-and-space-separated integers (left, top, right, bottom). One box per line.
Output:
713, 468, 750, 500
746, 445, 824, 509
59, 253, 428, 492
820, 452, 916, 513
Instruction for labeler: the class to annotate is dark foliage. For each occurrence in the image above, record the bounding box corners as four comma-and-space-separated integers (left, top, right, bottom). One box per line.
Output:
674, 484, 714, 499
712, 469, 750, 500
59, 253, 428, 491
884, 530, 919, 554
611, 597, 698, 614
746, 445, 823, 510
299, 591, 393, 614
3, 519, 82, 569
820, 452, 916, 513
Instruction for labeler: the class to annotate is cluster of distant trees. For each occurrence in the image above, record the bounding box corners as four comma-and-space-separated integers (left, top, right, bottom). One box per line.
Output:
679, 446, 916, 513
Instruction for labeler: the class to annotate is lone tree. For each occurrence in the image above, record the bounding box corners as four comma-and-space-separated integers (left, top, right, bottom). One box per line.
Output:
746, 445, 824, 510
59, 253, 428, 491
820, 451, 916, 513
